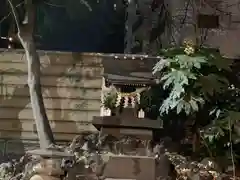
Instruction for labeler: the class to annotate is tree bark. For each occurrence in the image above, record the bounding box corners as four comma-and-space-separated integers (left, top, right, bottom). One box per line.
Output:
21, 38, 55, 148
7, 0, 55, 148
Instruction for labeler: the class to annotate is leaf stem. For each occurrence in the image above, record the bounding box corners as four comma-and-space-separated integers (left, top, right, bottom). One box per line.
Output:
228, 118, 236, 179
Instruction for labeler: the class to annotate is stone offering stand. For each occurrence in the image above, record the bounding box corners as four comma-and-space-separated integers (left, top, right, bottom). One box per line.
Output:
91, 107, 163, 180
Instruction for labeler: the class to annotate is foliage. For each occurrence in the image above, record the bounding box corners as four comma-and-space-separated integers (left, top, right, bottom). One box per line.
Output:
102, 86, 119, 110
200, 87, 240, 160
153, 43, 240, 162
153, 44, 231, 115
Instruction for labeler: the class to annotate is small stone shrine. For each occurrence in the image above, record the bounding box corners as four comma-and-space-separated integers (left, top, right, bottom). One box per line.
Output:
93, 57, 163, 180
66, 55, 165, 180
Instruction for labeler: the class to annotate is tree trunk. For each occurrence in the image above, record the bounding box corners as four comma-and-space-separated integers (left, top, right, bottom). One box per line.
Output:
7, 0, 55, 148
21, 38, 55, 148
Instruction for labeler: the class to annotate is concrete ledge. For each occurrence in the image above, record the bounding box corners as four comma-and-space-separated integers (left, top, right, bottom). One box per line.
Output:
0, 48, 161, 60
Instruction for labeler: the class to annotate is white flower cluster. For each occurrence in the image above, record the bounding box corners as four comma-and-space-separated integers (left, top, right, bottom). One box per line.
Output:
184, 45, 195, 55
228, 84, 235, 90
183, 39, 195, 55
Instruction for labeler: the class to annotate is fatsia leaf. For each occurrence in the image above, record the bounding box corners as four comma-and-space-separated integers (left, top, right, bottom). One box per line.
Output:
175, 96, 204, 114
196, 74, 229, 96
198, 48, 232, 70
209, 108, 217, 116
175, 55, 207, 69
161, 69, 192, 89
183, 101, 191, 115
189, 99, 198, 111
214, 117, 229, 130
228, 111, 240, 125
176, 101, 184, 114
152, 58, 172, 74
209, 107, 222, 118
169, 97, 180, 109
170, 84, 185, 99
159, 95, 185, 115
208, 135, 214, 142
193, 96, 205, 107
208, 53, 233, 71
216, 109, 221, 118
159, 97, 173, 114
232, 134, 240, 144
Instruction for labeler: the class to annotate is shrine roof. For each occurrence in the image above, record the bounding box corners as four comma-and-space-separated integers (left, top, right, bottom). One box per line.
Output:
102, 54, 161, 86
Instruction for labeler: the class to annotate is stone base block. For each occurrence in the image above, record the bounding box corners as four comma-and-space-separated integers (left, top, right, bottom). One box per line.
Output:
103, 155, 156, 180
30, 174, 60, 180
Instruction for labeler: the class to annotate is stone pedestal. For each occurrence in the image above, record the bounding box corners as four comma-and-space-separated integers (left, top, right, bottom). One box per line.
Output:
27, 149, 73, 180
92, 110, 162, 180
29, 174, 60, 180
103, 155, 156, 180
92, 115, 162, 140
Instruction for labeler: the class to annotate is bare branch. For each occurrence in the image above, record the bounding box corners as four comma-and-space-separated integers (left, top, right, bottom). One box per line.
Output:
43, 0, 92, 11
6, 0, 21, 33
43, 1, 65, 8
0, 1, 24, 24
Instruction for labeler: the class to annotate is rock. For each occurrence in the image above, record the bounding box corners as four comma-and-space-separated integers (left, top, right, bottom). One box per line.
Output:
216, 174, 231, 180
188, 161, 199, 171
153, 143, 165, 156
30, 174, 60, 180
190, 171, 214, 180
156, 153, 172, 179
67, 162, 86, 180
200, 158, 221, 171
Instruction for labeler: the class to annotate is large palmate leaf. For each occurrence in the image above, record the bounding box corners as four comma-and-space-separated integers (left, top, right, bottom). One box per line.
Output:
161, 69, 196, 90
152, 58, 172, 74
199, 48, 233, 71
196, 74, 229, 96
209, 55, 232, 71
175, 55, 207, 69
160, 94, 204, 115
159, 97, 176, 114
203, 110, 240, 144
218, 111, 240, 128
177, 96, 204, 115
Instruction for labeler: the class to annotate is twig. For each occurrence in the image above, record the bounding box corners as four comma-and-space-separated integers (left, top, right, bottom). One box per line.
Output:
200, 134, 213, 158
229, 118, 236, 180
0, 1, 24, 24
6, 0, 21, 33
43, 1, 65, 8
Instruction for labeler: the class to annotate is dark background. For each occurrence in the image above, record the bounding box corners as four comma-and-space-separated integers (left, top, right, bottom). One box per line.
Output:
0, 0, 125, 53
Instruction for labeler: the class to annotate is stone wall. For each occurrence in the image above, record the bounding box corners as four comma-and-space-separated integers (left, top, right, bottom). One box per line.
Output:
0, 50, 103, 156
167, 0, 240, 58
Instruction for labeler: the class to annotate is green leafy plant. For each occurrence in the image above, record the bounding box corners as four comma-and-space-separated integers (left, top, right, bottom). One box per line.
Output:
153, 42, 240, 167
102, 87, 119, 110
200, 86, 240, 161
153, 44, 231, 115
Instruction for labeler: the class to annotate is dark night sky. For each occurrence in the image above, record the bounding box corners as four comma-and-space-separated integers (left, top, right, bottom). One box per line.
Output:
36, 0, 125, 53
0, 0, 125, 53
